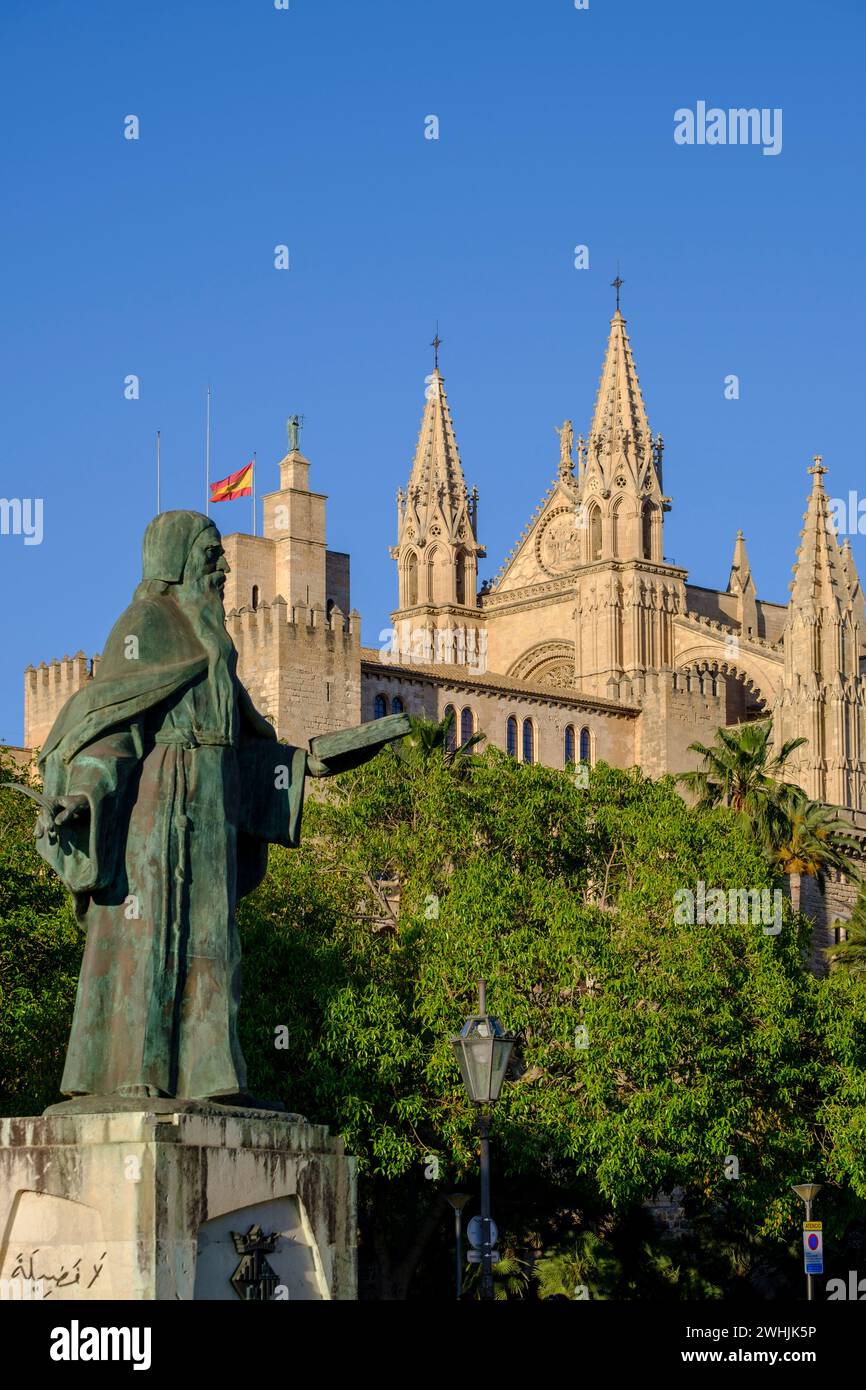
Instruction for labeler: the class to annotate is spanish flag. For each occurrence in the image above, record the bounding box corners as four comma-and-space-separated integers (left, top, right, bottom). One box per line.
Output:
210, 462, 253, 503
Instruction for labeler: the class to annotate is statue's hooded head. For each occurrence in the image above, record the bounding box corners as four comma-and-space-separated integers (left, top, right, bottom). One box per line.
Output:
137, 510, 237, 738
141, 511, 225, 588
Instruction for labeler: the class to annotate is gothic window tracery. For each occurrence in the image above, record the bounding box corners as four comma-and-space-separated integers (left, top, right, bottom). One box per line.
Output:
564, 724, 575, 765
522, 718, 535, 764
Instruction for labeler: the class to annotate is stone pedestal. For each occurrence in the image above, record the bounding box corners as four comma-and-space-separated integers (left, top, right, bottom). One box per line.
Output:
0, 1109, 356, 1300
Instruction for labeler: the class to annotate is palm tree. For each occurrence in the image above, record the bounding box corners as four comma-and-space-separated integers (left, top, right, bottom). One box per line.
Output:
463, 1247, 532, 1300
825, 883, 866, 977
773, 786, 860, 900
392, 712, 484, 768
679, 718, 805, 851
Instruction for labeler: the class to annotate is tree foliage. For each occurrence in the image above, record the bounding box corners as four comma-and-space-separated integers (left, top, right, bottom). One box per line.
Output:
2, 732, 865, 1298
0, 749, 83, 1116
237, 739, 866, 1296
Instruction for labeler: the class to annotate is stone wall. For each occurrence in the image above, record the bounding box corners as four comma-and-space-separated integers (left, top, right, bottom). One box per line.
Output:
24, 653, 98, 750
786, 870, 860, 975
360, 649, 639, 770
229, 599, 361, 747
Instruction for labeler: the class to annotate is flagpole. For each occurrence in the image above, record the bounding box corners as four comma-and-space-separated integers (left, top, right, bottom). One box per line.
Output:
205, 385, 212, 515
252, 453, 257, 536
156, 430, 161, 515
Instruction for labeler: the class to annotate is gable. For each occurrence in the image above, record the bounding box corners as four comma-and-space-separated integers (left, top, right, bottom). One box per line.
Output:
492, 480, 581, 595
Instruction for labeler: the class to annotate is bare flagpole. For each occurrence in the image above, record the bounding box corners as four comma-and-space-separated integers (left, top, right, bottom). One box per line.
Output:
156, 430, 161, 515
205, 385, 212, 515
252, 452, 257, 536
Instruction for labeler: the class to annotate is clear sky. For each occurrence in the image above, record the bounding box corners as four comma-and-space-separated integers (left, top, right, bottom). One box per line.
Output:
1, 0, 864, 744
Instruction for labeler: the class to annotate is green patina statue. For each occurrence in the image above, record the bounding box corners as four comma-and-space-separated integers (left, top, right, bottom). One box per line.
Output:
28, 510, 408, 1109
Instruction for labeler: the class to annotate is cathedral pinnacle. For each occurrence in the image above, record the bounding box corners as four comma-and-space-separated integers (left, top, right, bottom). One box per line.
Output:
431, 326, 442, 373
788, 457, 849, 616
611, 269, 624, 314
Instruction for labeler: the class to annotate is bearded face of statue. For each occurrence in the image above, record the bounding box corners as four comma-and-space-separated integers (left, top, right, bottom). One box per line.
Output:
181, 525, 230, 604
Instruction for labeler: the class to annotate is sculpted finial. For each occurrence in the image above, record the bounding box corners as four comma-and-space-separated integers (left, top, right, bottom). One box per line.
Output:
555, 420, 574, 476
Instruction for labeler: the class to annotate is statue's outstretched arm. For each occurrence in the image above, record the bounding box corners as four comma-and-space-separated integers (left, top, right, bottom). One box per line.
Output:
305, 712, 410, 778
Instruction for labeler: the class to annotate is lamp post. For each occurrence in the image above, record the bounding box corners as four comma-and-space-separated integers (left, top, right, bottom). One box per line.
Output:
443, 1193, 471, 1300
792, 1183, 823, 1301
450, 979, 515, 1302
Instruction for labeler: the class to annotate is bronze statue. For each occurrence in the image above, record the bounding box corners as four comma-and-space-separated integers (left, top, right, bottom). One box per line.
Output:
286, 414, 303, 453
27, 511, 407, 1109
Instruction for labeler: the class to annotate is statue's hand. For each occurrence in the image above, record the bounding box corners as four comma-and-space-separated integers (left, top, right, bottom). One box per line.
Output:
51, 794, 90, 827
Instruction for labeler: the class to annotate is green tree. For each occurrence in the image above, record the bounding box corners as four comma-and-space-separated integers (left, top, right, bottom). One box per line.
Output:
0, 749, 83, 1116
237, 734, 866, 1297
773, 786, 860, 908
679, 719, 804, 851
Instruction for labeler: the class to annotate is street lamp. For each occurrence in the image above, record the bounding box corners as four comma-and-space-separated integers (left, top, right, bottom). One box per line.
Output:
443, 1193, 471, 1300
450, 979, 515, 1301
792, 1182, 823, 1301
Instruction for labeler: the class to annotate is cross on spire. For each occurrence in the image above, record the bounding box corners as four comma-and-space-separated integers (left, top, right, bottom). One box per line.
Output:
431, 326, 442, 371
611, 271, 624, 312
809, 453, 827, 475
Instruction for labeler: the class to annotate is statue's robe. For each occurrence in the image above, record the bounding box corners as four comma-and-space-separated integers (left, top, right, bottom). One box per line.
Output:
37, 591, 307, 1101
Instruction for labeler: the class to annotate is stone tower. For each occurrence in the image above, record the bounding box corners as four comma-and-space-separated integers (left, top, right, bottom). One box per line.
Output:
775, 458, 866, 809
573, 308, 686, 697
390, 361, 486, 667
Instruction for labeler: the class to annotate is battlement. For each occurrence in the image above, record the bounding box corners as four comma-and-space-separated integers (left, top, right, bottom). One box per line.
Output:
226, 596, 362, 744
225, 597, 361, 645
606, 668, 725, 708
24, 651, 99, 750
23, 596, 363, 754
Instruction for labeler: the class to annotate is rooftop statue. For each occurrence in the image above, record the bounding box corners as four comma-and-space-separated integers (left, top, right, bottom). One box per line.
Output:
25, 511, 408, 1110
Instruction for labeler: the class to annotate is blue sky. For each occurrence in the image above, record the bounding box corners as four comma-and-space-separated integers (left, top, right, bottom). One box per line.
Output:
1, 0, 864, 744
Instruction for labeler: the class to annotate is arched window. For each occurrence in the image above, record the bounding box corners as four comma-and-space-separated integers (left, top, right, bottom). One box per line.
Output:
564, 724, 575, 765
579, 727, 591, 763
427, 547, 440, 604
611, 502, 622, 559
590, 507, 602, 562
522, 719, 535, 764
443, 704, 457, 752
392, 696, 404, 714
642, 503, 654, 560
406, 551, 418, 607
251, 585, 259, 610
460, 707, 474, 744
506, 715, 518, 758
374, 694, 389, 719
455, 552, 466, 606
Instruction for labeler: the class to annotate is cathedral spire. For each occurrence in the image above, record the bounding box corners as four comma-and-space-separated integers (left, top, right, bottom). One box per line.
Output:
788, 457, 850, 616
777, 458, 865, 808
587, 309, 653, 464
391, 359, 484, 613
402, 366, 470, 528
579, 306, 666, 564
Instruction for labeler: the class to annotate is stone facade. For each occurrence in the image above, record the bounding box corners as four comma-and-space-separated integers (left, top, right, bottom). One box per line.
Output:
22, 307, 866, 826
